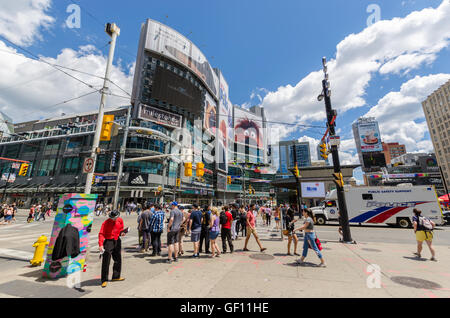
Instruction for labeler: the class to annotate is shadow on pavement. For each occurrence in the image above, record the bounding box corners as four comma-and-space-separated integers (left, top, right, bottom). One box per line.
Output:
285, 261, 318, 267
148, 258, 172, 264
82, 278, 101, 287
403, 256, 428, 262
19, 269, 43, 278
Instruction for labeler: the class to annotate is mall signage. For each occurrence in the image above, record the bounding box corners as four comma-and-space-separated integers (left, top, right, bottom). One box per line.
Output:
138, 103, 182, 129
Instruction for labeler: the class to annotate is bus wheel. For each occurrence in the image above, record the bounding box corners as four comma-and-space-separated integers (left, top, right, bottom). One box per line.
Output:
315, 215, 326, 225
397, 218, 411, 229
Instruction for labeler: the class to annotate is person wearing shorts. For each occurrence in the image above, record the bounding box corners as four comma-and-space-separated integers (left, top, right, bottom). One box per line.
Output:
166, 202, 184, 264
243, 204, 266, 253
177, 207, 189, 256
412, 208, 436, 261
209, 207, 221, 258
189, 204, 202, 258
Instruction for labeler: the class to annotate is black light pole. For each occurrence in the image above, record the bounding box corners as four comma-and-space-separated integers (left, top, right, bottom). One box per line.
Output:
318, 57, 353, 243
289, 143, 303, 213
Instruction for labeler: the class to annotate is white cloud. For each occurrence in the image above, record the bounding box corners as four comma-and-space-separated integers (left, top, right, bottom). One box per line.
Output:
0, 0, 55, 46
260, 1, 450, 126
0, 41, 135, 121
365, 73, 450, 152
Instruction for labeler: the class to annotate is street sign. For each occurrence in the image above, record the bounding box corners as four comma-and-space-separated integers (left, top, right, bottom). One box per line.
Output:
83, 158, 95, 174
11, 163, 21, 169
328, 136, 341, 147
102, 176, 118, 183
104, 172, 118, 177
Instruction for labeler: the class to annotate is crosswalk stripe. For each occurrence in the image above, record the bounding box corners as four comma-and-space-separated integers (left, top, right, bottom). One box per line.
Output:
0, 248, 34, 261
0, 233, 49, 242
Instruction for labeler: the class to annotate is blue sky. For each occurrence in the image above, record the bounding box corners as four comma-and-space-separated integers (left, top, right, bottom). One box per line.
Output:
0, 0, 449, 182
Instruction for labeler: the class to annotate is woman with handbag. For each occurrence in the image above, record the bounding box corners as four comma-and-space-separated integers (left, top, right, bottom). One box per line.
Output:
294, 209, 326, 267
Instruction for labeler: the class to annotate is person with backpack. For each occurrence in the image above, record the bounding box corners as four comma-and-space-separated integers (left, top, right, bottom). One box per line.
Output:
220, 206, 234, 253
412, 208, 436, 261
199, 205, 211, 254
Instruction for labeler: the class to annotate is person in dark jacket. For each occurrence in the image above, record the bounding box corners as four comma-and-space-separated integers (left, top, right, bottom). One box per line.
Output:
98, 210, 127, 288
199, 205, 211, 254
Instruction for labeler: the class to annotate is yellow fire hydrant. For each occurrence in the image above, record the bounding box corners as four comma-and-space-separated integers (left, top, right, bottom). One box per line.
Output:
30, 235, 49, 267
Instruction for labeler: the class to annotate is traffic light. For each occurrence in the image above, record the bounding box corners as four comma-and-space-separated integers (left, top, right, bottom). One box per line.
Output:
184, 162, 192, 177
176, 178, 181, 187
18, 163, 29, 176
332, 172, 344, 189
319, 142, 328, 160
157, 186, 163, 192
100, 115, 115, 141
196, 162, 205, 177
227, 176, 232, 184
92, 175, 96, 185
293, 164, 299, 178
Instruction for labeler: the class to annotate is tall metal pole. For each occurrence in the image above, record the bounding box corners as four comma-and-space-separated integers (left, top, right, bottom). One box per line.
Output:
113, 105, 131, 210
291, 143, 303, 213
319, 57, 353, 243
1, 165, 12, 203
439, 165, 449, 198
85, 23, 120, 194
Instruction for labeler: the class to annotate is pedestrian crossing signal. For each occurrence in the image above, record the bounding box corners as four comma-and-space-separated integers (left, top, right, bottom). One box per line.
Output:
18, 163, 29, 176
332, 172, 344, 189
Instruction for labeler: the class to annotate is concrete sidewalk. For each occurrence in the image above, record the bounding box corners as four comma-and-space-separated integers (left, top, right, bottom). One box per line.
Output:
0, 225, 449, 298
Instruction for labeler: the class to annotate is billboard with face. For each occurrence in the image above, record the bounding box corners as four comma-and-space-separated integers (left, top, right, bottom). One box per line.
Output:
234, 108, 264, 149
143, 19, 219, 98
203, 92, 216, 136
358, 121, 382, 152
217, 71, 230, 172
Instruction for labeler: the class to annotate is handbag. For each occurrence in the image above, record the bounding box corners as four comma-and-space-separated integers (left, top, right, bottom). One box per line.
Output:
307, 233, 323, 251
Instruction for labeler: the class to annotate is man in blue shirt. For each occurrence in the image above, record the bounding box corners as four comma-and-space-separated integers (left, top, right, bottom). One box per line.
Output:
189, 204, 203, 258
149, 204, 165, 256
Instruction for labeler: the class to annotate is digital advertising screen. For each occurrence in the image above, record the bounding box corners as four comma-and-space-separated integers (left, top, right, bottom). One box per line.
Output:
234, 108, 265, 150
301, 182, 326, 198
151, 66, 203, 114
358, 121, 382, 152
144, 19, 219, 98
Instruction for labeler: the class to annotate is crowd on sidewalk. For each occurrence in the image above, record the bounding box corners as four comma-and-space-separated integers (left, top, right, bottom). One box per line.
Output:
97, 201, 329, 287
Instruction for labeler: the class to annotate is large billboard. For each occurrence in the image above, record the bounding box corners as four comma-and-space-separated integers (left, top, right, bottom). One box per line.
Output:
138, 103, 182, 128
143, 19, 219, 98
203, 92, 216, 136
234, 107, 265, 164
358, 121, 382, 152
217, 71, 230, 173
151, 66, 203, 114
301, 182, 325, 198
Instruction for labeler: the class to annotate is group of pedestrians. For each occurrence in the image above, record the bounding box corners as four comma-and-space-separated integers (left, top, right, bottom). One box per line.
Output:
95, 202, 113, 217
97, 201, 331, 288
27, 202, 54, 222
0, 203, 17, 225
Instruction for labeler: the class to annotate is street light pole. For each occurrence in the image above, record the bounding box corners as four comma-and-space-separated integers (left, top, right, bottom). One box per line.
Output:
318, 57, 353, 243
85, 23, 120, 194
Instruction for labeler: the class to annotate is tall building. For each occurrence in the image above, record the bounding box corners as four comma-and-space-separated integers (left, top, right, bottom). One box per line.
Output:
0, 19, 275, 207
352, 117, 386, 172
382, 142, 406, 165
278, 140, 311, 174
422, 79, 450, 190
0, 111, 14, 137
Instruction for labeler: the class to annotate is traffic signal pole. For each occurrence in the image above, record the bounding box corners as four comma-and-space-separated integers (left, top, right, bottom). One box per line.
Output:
85, 23, 120, 194
319, 57, 354, 243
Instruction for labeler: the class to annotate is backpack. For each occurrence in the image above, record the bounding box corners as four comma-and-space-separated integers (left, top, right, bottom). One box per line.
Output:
219, 211, 228, 225
418, 216, 433, 231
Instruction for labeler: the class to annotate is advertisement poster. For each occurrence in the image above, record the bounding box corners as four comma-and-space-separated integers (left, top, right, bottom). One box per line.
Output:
359, 122, 382, 152
144, 19, 219, 98
203, 92, 216, 136
234, 107, 265, 163
217, 71, 229, 173
301, 182, 325, 198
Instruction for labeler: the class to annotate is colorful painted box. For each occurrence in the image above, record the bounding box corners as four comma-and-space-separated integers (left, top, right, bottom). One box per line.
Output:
43, 193, 98, 279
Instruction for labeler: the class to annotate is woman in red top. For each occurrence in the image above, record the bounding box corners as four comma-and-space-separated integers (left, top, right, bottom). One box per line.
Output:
98, 210, 127, 288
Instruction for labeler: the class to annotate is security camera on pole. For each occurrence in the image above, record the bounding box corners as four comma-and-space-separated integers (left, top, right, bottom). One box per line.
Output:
85, 23, 121, 195
317, 57, 354, 244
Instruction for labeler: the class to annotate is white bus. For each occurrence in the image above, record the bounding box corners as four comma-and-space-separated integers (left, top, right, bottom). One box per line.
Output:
310, 185, 444, 228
